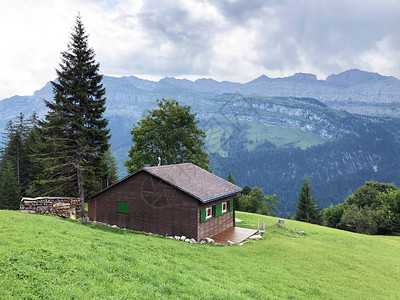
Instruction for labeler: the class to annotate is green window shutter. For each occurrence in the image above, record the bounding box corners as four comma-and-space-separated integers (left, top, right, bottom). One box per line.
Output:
215, 203, 222, 217
117, 201, 129, 214
200, 209, 206, 223
229, 200, 233, 212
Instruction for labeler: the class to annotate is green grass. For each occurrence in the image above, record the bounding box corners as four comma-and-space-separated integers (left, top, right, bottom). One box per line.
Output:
1, 210, 400, 299
245, 123, 326, 150
205, 120, 325, 156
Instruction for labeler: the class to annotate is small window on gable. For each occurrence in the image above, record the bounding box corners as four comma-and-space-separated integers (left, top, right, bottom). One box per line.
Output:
205, 206, 214, 219
222, 201, 228, 213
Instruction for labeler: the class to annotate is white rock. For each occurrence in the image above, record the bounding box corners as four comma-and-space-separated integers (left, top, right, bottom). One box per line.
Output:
249, 234, 262, 239
167, 236, 174, 239
298, 231, 305, 234
180, 235, 187, 241
185, 238, 190, 243
190, 238, 197, 244
111, 225, 118, 228
200, 237, 214, 244
227, 240, 235, 246
174, 236, 180, 240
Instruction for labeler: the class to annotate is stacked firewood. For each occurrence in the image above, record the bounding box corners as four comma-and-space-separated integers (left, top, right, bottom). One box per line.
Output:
20, 197, 82, 218
52, 201, 72, 218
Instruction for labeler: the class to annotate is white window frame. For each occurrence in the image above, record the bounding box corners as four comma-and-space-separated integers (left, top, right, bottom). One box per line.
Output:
206, 206, 213, 219
222, 201, 228, 214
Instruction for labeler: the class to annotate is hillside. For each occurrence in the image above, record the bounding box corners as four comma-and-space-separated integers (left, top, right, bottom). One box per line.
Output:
1, 210, 399, 299
211, 113, 400, 215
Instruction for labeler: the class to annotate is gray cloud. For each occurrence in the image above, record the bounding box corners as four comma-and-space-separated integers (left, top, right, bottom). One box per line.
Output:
212, 0, 272, 23
130, 0, 400, 79
1, 0, 400, 100
243, 1, 400, 76
107, 0, 221, 76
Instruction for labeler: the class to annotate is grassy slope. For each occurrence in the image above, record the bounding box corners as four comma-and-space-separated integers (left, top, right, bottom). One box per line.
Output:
244, 122, 326, 150
204, 121, 325, 156
1, 210, 399, 299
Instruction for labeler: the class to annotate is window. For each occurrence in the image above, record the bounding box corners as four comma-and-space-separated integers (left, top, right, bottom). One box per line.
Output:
200, 202, 231, 223
205, 206, 214, 219
222, 201, 228, 213
116, 201, 129, 214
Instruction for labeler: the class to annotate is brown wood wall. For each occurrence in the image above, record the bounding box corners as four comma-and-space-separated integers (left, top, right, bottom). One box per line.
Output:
88, 197, 96, 220
90, 171, 199, 239
197, 196, 235, 240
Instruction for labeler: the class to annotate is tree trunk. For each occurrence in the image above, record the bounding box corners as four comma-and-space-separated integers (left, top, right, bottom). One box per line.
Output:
77, 164, 85, 217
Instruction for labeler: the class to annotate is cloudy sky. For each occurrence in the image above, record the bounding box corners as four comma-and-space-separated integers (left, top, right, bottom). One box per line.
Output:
1, 0, 400, 100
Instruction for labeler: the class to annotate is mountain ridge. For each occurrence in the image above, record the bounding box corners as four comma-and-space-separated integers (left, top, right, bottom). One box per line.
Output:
2, 69, 400, 216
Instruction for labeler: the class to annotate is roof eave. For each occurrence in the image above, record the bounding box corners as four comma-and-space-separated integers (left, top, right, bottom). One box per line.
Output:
201, 189, 242, 204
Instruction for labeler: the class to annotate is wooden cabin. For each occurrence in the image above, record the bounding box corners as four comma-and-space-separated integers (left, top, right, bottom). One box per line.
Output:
88, 163, 242, 240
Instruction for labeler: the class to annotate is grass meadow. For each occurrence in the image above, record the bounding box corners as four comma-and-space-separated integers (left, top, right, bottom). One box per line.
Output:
1, 210, 399, 299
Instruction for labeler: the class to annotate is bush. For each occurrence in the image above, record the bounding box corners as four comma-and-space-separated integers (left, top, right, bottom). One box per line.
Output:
323, 181, 400, 235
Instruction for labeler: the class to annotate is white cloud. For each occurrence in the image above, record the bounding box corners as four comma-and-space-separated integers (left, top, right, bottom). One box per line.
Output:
360, 36, 400, 77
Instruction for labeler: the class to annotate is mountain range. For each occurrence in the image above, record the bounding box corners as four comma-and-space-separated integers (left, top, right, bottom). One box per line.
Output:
1, 68, 400, 216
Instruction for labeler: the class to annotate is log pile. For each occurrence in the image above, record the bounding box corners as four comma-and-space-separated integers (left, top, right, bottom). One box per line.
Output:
20, 197, 82, 219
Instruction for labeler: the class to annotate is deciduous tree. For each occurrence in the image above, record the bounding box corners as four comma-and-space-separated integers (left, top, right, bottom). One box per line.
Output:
237, 186, 278, 215
125, 99, 210, 173
324, 181, 400, 235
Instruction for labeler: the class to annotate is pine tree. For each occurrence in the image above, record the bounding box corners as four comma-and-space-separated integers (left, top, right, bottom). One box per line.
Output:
103, 148, 119, 189
1, 113, 39, 196
295, 175, 322, 224
24, 113, 47, 197
39, 15, 110, 212
227, 170, 236, 184
0, 161, 21, 210
2, 115, 25, 185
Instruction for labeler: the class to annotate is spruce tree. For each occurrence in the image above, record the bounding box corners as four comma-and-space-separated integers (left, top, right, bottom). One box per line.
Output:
1, 113, 38, 196
0, 161, 21, 210
2, 115, 25, 185
24, 113, 47, 197
39, 15, 110, 212
103, 148, 119, 189
227, 170, 236, 184
295, 175, 322, 224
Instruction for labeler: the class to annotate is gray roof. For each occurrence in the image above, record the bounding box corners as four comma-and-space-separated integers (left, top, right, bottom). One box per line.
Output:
143, 163, 242, 203
89, 163, 242, 203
